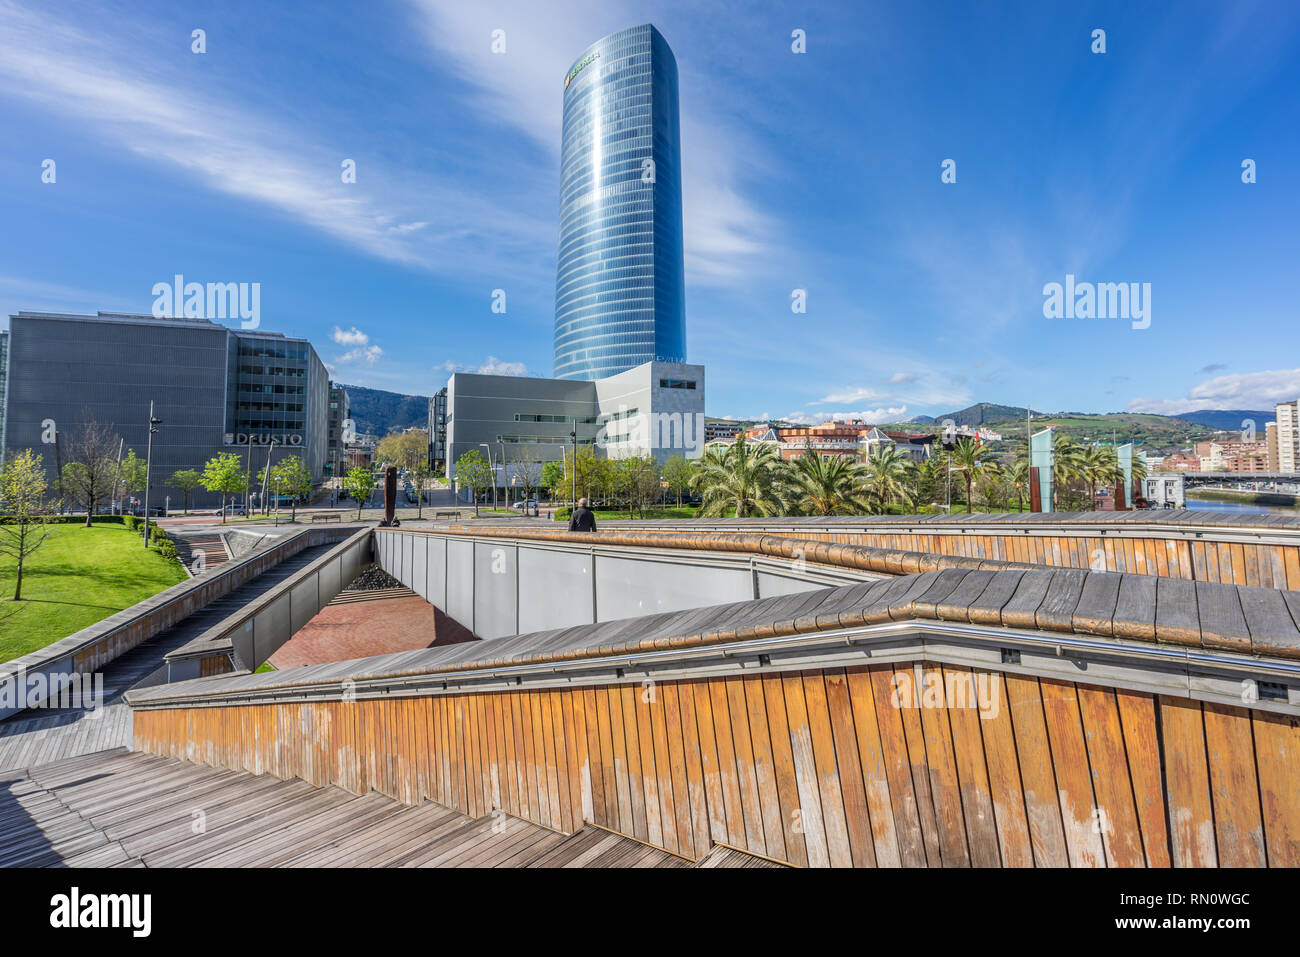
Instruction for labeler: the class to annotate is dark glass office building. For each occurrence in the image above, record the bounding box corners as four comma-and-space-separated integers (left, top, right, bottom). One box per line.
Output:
2, 312, 329, 508
553, 24, 687, 381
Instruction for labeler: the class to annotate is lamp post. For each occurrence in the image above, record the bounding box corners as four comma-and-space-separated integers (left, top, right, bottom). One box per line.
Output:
570, 420, 578, 508
479, 443, 497, 511
500, 441, 509, 510
142, 402, 162, 546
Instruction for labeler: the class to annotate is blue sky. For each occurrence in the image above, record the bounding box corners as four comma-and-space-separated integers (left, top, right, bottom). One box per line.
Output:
1, 0, 1297, 423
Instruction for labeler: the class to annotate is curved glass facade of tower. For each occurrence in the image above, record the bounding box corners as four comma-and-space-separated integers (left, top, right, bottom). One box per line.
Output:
553, 24, 686, 381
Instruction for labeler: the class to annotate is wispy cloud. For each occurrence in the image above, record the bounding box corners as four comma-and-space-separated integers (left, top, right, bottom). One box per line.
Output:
0, 1, 551, 276
782, 407, 909, 426
1126, 368, 1300, 415
338, 344, 384, 366
439, 356, 529, 377
815, 387, 886, 405
404, 0, 776, 287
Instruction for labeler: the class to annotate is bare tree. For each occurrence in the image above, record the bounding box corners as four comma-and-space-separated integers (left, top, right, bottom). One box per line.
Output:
510, 445, 544, 510
60, 419, 121, 527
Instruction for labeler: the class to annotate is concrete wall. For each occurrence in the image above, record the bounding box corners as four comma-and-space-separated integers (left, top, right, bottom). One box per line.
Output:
374, 528, 876, 640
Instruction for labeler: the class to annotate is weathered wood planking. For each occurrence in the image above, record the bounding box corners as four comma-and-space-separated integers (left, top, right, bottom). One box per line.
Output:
682, 526, 1300, 590
133, 665, 1300, 867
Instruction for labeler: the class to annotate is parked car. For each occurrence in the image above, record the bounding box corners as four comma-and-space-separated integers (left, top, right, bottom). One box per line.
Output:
213, 504, 246, 516
510, 499, 540, 511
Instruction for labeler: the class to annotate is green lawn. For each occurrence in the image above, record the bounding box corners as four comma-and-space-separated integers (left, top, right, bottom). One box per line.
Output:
0, 522, 187, 663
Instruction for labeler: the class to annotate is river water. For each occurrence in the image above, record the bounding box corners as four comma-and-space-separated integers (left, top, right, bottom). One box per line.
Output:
1184, 498, 1297, 515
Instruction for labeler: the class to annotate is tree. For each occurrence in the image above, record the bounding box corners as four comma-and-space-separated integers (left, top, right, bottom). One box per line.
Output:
860, 445, 916, 514
409, 460, 431, 518
614, 456, 660, 519
1006, 456, 1030, 512
375, 430, 428, 470
454, 450, 493, 517
201, 452, 249, 524
1079, 445, 1121, 510
541, 460, 566, 502
661, 454, 694, 508
508, 445, 544, 510
0, 449, 54, 601
790, 448, 870, 515
171, 468, 203, 514
264, 455, 312, 521
690, 433, 788, 518
343, 466, 376, 520
1052, 433, 1084, 510
949, 438, 984, 513
560, 446, 605, 506
117, 449, 147, 513
60, 419, 120, 526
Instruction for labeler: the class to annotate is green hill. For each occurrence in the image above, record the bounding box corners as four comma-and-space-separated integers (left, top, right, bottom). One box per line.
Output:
336, 383, 430, 436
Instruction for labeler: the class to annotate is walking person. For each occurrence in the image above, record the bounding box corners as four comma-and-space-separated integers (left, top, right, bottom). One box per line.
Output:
568, 497, 597, 532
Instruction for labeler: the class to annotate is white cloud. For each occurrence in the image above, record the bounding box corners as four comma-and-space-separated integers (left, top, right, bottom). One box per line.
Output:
331, 326, 370, 346
338, 344, 384, 366
439, 356, 529, 377
782, 407, 909, 426
0, 2, 552, 276
815, 387, 886, 405
1126, 368, 1300, 415
404, 0, 775, 287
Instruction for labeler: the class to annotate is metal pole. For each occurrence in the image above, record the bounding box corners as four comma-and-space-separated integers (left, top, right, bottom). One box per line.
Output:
500, 441, 509, 510
143, 401, 154, 546
245, 439, 253, 515
112, 438, 123, 515
261, 439, 276, 517
571, 419, 577, 508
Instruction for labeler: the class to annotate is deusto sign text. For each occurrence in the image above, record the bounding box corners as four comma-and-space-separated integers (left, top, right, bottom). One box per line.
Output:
225, 433, 303, 446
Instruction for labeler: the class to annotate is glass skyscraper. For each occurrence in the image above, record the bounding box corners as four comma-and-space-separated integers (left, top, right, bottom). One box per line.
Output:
553, 24, 687, 381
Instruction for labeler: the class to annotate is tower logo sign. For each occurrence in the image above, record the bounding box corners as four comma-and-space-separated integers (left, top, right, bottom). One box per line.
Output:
565, 51, 599, 89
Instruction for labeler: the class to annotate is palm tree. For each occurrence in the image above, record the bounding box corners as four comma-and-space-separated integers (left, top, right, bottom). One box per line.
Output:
1079, 445, 1121, 510
949, 437, 983, 513
861, 445, 916, 514
1051, 433, 1084, 510
790, 449, 871, 515
1006, 455, 1030, 512
690, 432, 788, 517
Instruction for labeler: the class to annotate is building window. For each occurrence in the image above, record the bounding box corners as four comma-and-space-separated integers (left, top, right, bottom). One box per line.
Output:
658, 378, 696, 390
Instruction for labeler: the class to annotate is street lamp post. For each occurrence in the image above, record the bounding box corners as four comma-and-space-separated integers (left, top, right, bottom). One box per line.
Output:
142, 402, 162, 547
570, 420, 578, 508
479, 443, 496, 511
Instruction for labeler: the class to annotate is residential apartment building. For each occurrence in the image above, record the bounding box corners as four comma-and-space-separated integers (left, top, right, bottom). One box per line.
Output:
1277, 400, 1299, 473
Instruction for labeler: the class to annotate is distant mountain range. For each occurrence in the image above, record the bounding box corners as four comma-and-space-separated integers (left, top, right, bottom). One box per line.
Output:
341, 384, 1276, 449
904, 403, 1275, 450
336, 383, 430, 437
1168, 409, 1274, 431
908, 403, 1045, 426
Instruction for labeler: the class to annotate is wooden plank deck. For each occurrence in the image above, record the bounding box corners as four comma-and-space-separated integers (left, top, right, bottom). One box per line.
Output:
0, 749, 693, 868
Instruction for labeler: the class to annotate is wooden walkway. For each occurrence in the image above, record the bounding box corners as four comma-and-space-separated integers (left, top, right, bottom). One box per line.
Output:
0, 749, 751, 867
0, 705, 132, 775
0, 541, 343, 775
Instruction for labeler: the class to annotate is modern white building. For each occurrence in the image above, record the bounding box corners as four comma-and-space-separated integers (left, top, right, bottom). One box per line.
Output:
444, 360, 705, 493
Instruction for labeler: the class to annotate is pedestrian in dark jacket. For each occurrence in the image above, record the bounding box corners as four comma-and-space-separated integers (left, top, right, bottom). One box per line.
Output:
568, 497, 597, 532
